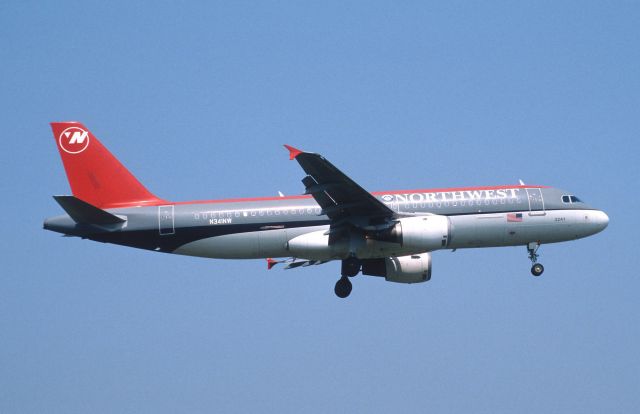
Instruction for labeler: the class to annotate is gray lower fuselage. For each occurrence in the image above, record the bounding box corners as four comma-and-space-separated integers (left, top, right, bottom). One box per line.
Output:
44, 185, 609, 260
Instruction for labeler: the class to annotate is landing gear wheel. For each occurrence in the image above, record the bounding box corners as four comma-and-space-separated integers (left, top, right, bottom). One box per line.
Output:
531, 263, 544, 276
526, 242, 544, 276
334, 277, 352, 298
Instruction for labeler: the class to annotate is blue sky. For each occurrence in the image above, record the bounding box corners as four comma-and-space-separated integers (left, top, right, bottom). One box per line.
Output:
1, 1, 638, 412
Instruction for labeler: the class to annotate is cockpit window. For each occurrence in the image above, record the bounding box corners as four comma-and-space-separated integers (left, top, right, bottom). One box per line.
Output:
562, 195, 583, 203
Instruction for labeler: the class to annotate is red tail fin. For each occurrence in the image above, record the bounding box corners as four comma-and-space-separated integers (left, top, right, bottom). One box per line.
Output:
50, 122, 165, 208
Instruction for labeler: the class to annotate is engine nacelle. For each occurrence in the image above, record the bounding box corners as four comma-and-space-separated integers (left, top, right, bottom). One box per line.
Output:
375, 215, 450, 253
286, 230, 347, 260
362, 253, 432, 284
286, 215, 450, 260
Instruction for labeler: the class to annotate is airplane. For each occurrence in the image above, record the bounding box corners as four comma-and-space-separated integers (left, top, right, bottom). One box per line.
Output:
44, 122, 609, 298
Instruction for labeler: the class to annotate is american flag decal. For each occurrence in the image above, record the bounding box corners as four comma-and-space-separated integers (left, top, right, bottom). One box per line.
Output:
507, 213, 523, 222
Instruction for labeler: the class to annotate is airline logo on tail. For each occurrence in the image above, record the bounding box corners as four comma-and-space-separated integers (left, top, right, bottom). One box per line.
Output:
59, 126, 89, 154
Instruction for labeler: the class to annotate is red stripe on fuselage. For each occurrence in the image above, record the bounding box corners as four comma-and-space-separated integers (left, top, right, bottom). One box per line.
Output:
372, 184, 549, 196
172, 194, 311, 205
163, 184, 549, 207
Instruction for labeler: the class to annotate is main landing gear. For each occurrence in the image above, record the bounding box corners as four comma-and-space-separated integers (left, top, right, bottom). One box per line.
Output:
334, 257, 361, 298
527, 242, 544, 276
334, 277, 352, 298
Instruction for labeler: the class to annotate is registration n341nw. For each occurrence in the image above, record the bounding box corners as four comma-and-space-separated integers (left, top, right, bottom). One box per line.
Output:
44, 122, 609, 298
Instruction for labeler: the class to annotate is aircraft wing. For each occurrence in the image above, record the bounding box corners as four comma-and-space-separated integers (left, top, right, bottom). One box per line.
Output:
285, 145, 396, 230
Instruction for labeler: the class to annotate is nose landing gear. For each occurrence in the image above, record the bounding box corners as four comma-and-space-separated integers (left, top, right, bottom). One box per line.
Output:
531, 262, 544, 276
527, 242, 544, 276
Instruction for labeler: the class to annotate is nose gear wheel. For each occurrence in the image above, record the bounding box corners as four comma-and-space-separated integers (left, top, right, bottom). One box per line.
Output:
527, 242, 544, 276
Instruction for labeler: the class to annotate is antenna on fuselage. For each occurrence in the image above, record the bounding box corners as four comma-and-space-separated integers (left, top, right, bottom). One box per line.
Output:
519, 179, 525, 185
278, 191, 285, 197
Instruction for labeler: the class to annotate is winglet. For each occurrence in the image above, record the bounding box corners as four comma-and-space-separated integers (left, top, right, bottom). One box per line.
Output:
284, 144, 303, 160
267, 258, 279, 270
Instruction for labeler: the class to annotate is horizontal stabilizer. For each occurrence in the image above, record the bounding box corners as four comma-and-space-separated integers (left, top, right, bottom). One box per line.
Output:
53, 195, 125, 225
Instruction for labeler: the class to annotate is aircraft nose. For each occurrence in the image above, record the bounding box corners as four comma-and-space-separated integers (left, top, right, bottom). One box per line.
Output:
593, 210, 609, 232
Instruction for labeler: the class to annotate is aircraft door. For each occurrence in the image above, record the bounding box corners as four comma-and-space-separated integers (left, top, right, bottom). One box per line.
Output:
525, 188, 545, 216
159, 205, 175, 235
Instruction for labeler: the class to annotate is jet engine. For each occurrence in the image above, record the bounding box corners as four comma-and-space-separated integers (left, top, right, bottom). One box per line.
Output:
286, 215, 450, 260
362, 253, 432, 284
286, 230, 347, 260
373, 215, 450, 253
